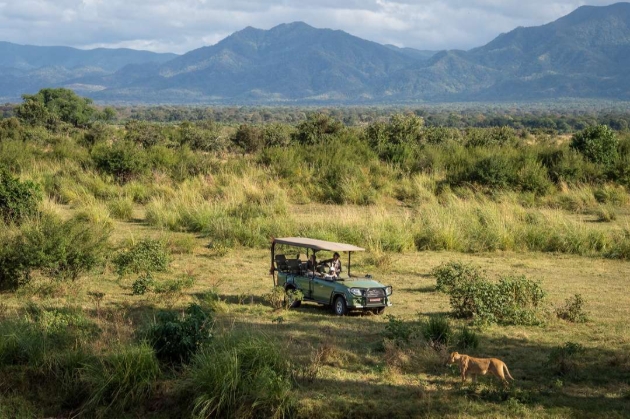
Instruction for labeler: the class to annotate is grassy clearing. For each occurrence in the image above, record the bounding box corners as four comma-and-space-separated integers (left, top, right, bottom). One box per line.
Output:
1, 200, 630, 417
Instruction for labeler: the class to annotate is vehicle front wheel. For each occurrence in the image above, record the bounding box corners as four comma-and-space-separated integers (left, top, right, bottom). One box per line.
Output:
333, 296, 347, 316
372, 307, 386, 315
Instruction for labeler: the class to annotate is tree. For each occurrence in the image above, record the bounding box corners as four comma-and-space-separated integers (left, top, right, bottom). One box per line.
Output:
570, 125, 619, 165
16, 88, 96, 127
292, 113, 344, 145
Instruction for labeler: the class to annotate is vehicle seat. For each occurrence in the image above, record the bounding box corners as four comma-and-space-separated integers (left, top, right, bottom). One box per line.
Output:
275, 254, 288, 272
286, 259, 301, 274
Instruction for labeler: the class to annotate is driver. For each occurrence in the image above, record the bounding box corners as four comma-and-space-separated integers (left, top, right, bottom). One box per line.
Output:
323, 252, 342, 277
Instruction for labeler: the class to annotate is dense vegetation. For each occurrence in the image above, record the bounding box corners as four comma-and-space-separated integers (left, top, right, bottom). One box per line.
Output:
1, 89, 629, 417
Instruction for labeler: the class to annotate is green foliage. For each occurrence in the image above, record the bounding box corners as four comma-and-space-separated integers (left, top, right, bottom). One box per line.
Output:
185, 332, 295, 419
113, 238, 170, 278
132, 275, 153, 295
0, 168, 41, 224
455, 326, 480, 350
146, 303, 213, 364
570, 125, 618, 165
384, 314, 416, 345
178, 120, 225, 152
233, 124, 264, 153
466, 126, 517, 148
124, 120, 166, 148
81, 343, 160, 414
446, 269, 547, 326
546, 342, 585, 376
556, 294, 589, 323
420, 315, 452, 348
91, 140, 149, 183
16, 88, 96, 127
431, 261, 483, 293
292, 113, 344, 145
264, 286, 287, 310
0, 215, 110, 289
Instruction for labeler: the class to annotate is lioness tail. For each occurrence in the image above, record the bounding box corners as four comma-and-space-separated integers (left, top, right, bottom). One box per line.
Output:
503, 364, 514, 380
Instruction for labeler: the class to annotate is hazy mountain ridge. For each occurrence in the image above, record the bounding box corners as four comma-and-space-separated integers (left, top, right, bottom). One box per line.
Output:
2, 3, 630, 103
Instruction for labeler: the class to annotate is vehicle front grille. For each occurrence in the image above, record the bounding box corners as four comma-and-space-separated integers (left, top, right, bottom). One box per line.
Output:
366, 288, 385, 298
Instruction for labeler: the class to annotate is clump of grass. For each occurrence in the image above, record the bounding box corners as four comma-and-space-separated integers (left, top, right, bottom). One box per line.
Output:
81, 343, 160, 414
183, 332, 295, 419
546, 342, 585, 377
420, 315, 452, 349
595, 205, 616, 222
107, 196, 134, 221
455, 326, 480, 350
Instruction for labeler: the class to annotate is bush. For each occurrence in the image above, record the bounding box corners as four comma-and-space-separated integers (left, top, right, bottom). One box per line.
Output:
132, 275, 153, 295
556, 294, 589, 323
0, 168, 41, 224
91, 140, 149, 183
431, 261, 483, 293
570, 125, 618, 165
0, 215, 110, 289
420, 315, 452, 348
147, 303, 213, 364
112, 238, 170, 278
546, 342, 585, 376
184, 332, 295, 419
448, 273, 546, 326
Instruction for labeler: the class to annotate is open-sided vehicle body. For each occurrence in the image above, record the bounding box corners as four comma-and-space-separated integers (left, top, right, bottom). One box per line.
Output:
270, 237, 393, 315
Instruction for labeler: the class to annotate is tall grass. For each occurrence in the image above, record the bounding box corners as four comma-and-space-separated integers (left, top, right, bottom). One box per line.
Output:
184, 332, 294, 419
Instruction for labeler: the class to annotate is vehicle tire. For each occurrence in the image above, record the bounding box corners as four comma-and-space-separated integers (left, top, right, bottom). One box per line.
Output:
333, 295, 347, 316
284, 288, 302, 309
372, 307, 386, 315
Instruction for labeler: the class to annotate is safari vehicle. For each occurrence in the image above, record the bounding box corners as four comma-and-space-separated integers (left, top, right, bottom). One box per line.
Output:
270, 237, 393, 315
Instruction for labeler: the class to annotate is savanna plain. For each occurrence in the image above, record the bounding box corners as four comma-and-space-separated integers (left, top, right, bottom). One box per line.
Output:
1, 90, 630, 418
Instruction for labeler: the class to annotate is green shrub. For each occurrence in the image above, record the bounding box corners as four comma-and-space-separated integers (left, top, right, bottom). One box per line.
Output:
420, 315, 452, 348
146, 303, 213, 364
448, 274, 546, 326
455, 326, 480, 350
570, 125, 618, 165
91, 140, 149, 183
0, 168, 41, 224
556, 294, 589, 323
81, 343, 160, 414
431, 261, 483, 293
546, 342, 585, 376
132, 275, 154, 295
264, 286, 287, 310
113, 238, 170, 278
0, 215, 110, 289
184, 332, 295, 419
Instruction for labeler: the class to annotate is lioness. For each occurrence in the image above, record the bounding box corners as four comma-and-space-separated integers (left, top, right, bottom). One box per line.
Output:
447, 352, 514, 384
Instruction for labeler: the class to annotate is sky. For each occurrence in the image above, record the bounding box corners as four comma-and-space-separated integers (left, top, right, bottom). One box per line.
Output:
0, 0, 623, 54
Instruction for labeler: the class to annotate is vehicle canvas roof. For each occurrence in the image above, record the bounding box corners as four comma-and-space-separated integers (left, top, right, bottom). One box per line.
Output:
273, 237, 365, 252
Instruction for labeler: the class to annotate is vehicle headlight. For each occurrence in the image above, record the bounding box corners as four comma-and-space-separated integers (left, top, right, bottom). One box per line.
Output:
349, 288, 363, 297
385, 286, 393, 296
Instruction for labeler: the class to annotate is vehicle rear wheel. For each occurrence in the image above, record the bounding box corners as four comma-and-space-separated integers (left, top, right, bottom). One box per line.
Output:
284, 288, 302, 308
333, 296, 347, 316
372, 307, 386, 315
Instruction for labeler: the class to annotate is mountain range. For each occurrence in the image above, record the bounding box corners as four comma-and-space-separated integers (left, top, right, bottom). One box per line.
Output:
2, 2, 630, 104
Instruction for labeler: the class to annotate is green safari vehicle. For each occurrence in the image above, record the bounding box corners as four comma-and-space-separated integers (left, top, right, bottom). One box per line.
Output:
270, 237, 393, 315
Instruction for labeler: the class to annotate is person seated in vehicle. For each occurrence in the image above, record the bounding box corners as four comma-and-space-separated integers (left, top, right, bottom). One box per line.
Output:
306, 254, 320, 276
322, 252, 342, 277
